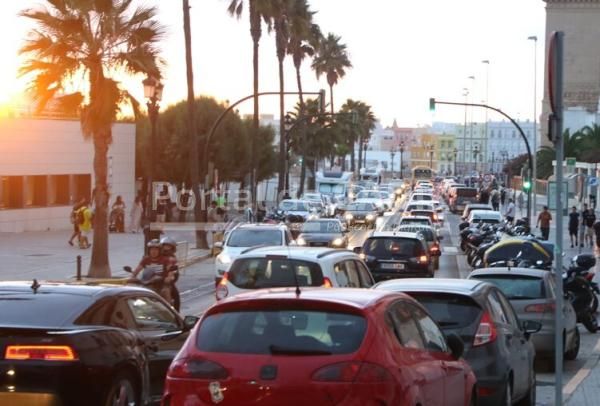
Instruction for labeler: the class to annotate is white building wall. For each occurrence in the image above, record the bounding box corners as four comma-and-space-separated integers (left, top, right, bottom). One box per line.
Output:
0, 118, 135, 232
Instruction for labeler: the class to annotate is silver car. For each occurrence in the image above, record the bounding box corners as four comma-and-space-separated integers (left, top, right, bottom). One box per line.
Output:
468, 267, 579, 362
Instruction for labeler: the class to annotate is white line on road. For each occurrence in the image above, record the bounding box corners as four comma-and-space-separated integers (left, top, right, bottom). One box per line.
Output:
563, 335, 600, 397
443, 247, 458, 254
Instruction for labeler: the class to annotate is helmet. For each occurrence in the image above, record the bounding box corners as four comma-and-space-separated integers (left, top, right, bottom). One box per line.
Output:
147, 239, 161, 249
161, 236, 177, 251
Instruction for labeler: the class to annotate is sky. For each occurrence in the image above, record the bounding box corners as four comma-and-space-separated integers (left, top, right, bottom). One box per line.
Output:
1, 0, 547, 127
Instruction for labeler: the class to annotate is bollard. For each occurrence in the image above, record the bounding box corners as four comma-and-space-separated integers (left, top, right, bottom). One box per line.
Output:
76, 255, 82, 281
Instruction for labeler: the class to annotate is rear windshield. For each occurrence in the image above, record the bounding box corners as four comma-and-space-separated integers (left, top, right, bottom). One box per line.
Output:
302, 221, 342, 233
456, 188, 477, 197
357, 191, 380, 199
407, 204, 433, 211
279, 201, 309, 211
411, 194, 432, 201
411, 211, 434, 219
363, 237, 424, 258
400, 218, 430, 226
227, 229, 282, 247
347, 203, 374, 211
0, 291, 90, 327
396, 226, 434, 241
471, 275, 545, 300
228, 258, 324, 289
197, 310, 366, 355
408, 292, 482, 330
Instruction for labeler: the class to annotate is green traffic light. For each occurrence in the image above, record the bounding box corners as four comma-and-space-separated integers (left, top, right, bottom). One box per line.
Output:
523, 180, 531, 190
429, 98, 436, 112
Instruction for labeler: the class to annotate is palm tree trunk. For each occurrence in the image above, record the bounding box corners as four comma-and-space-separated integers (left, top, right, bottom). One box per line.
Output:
296, 65, 307, 198
183, 0, 208, 249
88, 132, 111, 278
358, 134, 363, 173
277, 39, 286, 197
250, 1, 261, 205
329, 83, 334, 116
350, 138, 355, 172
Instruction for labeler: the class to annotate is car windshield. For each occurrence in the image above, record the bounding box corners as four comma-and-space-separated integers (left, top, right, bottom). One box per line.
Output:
228, 258, 324, 289
472, 275, 546, 300
363, 237, 423, 259
401, 218, 430, 226
279, 201, 309, 211
302, 221, 343, 233
357, 191, 379, 199
197, 310, 366, 355
227, 229, 282, 247
0, 290, 91, 327
347, 203, 374, 211
408, 292, 482, 333
319, 184, 345, 194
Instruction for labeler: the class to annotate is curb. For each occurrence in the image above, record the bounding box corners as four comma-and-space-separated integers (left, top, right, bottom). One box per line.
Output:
181, 252, 212, 268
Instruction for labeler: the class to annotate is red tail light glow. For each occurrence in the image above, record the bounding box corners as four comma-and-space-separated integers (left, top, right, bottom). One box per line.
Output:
168, 357, 229, 380
322, 277, 333, 288
525, 303, 555, 313
312, 362, 391, 382
419, 255, 428, 263
215, 272, 229, 300
5, 345, 77, 361
473, 311, 497, 347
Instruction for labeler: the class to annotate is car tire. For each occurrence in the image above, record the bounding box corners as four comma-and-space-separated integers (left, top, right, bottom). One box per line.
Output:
564, 328, 580, 361
103, 372, 139, 406
516, 368, 536, 406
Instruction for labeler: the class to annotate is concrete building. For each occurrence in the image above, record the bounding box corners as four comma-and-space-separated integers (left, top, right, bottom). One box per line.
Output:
410, 134, 437, 171
542, 0, 600, 146
486, 120, 535, 173
0, 118, 136, 232
435, 135, 456, 175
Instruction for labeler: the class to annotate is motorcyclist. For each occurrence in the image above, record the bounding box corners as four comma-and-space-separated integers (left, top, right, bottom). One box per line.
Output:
131, 239, 172, 303
161, 236, 180, 311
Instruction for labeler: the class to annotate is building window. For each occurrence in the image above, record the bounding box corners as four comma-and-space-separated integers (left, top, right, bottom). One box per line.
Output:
48, 175, 70, 206
0, 176, 24, 209
24, 175, 47, 207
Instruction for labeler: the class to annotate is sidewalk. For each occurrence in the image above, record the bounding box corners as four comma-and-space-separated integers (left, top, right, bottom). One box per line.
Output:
0, 229, 211, 281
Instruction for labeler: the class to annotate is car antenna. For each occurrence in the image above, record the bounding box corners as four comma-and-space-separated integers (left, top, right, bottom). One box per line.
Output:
31, 279, 40, 294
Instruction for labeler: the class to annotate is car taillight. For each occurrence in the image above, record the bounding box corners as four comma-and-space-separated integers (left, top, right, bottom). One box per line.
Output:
433, 214, 438, 221
168, 357, 229, 380
525, 303, 555, 313
419, 255, 428, 263
322, 277, 333, 288
5, 345, 77, 361
312, 362, 391, 382
430, 245, 440, 253
472, 311, 497, 347
215, 272, 229, 300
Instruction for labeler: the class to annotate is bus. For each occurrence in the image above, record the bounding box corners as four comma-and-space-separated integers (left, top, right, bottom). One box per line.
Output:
411, 166, 434, 186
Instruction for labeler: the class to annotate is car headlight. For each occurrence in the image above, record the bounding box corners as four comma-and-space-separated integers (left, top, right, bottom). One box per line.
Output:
345, 213, 353, 220
297, 237, 307, 246
217, 253, 231, 264
332, 238, 344, 246
366, 214, 375, 221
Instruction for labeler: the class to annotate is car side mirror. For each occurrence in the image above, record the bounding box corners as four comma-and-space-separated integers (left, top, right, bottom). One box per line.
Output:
522, 320, 542, 339
183, 315, 200, 331
353, 247, 362, 254
446, 333, 464, 359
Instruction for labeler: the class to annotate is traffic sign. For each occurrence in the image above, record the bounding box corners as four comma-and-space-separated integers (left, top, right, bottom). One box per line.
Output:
566, 157, 576, 173
589, 177, 598, 187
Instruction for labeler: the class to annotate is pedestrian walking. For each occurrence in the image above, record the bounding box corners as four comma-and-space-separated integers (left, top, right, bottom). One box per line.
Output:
505, 198, 516, 224
68, 197, 85, 246
536, 206, 552, 241
500, 186, 506, 206
129, 195, 143, 233
490, 189, 500, 211
582, 203, 596, 248
77, 200, 93, 249
568, 206, 580, 248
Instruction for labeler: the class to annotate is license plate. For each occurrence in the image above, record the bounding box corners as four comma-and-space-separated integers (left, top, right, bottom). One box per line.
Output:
381, 263, 405, 270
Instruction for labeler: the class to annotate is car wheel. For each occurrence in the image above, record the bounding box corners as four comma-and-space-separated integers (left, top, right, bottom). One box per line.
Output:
516, 369, 536, 406
103, 372, 138, 406
564, 328, 580, 361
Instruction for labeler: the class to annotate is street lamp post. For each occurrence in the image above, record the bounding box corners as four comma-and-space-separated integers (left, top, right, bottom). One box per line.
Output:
142, 76, 164, 247
472, 145, 480, 173
428, 144, 434, 169
462, 88, 469, 175
528, 35, 538, 219
390, 146, 396, 178
453, 148, 458, 176
284, 114, 294, 193
399, 141, 405, 179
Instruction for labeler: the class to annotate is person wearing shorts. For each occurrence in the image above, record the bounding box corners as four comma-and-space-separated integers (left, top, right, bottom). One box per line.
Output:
568, 206, 579, 248
582, 204, 596, 248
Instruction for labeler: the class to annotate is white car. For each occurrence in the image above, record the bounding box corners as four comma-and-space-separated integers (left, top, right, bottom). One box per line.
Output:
355, 190, 386, 213
278, 199, 317, 221
398, 215, 434, 228
214, 223, 294, 284
467, 209, 503, 225
215, 246, 375, 300
408, 192, 434, 203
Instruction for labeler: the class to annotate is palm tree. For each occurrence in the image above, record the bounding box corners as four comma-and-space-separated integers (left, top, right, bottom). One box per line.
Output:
311, 33, 352, 117
20, 1, 163, 278
286, 1, 321, 196
228, 0, 272, 201
537, 129, 584, 178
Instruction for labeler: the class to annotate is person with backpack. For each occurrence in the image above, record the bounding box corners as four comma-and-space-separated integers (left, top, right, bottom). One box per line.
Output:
77, 200, 93, 249
68, 197, 85, 246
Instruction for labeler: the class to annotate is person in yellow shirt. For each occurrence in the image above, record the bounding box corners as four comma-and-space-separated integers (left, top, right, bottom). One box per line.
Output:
78, 201, 93, 249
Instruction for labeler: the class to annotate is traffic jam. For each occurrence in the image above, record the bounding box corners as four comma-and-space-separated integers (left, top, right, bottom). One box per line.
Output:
2, 169, 597, 406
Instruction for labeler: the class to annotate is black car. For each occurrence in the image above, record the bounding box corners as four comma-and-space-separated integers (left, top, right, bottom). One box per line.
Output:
355, 231, 434, 280
343, 202, 379, 227
0, 282, 198, 406
374, 278, 541, 406
296, 219, 348, 248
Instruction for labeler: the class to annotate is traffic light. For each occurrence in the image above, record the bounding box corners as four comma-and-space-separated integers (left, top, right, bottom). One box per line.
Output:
429, 98, 436, 112
523, 179, 532, 191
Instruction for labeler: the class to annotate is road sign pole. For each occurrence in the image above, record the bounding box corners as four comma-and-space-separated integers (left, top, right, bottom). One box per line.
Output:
549, 31, 565, 406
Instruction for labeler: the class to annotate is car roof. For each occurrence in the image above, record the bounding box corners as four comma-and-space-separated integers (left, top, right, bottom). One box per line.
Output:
466, 204, 493, 209
235, 223, 287, 230
401, 215, 431, 221
370, 231, 422, 239
374, 278, 489, 295
470, 267, 549, 278
469, 210, 502, 218
236, 246, 356, 260
0, 281, 152, 299
216, 287, 410, 311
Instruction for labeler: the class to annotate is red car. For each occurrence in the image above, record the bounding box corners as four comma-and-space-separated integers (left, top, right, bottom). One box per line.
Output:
162, 288, 477, 406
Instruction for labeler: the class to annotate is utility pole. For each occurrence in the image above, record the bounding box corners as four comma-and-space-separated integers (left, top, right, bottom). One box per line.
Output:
528, 35, 539, 221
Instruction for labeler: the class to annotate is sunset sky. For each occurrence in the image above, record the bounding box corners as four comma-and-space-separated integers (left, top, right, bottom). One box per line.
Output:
1, 0, 546, 126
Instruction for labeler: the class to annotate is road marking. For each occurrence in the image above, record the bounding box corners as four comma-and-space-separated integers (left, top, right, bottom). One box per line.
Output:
563, 335, 600, 397
444, 246, 458, 254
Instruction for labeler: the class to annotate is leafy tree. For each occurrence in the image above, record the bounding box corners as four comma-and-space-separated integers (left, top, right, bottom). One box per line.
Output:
311, 33, 352, 116
536, 129, 584, 179
20, 0, 163, 278
338, 99, 376, 172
